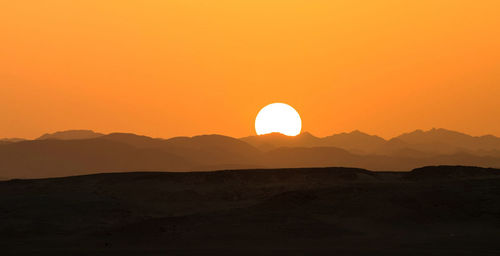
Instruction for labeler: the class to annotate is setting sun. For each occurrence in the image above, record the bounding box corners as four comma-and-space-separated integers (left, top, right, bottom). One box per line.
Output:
255, 103, 302, 136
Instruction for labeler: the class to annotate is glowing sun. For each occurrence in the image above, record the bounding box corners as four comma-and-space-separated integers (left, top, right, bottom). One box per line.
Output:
255, 103, 302, 136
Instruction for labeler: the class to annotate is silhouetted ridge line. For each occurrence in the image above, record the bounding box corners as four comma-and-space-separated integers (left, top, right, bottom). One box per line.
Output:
1, 128, 500, 179
242, 128, 500, 156
406, 165, 500, 180
37, 130, 104, 140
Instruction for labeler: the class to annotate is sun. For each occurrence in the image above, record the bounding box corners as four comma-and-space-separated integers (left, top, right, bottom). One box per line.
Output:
255, 103, 302, 136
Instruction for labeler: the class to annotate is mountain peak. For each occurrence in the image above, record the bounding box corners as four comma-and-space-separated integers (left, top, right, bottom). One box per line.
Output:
328, 130, 385, 141
398, 128, 470, 140
298, 131, 318, 139
348, 130, 374, 136
0, 138, 26, 142
394, 128, 500, 154
37, 130, 104, 140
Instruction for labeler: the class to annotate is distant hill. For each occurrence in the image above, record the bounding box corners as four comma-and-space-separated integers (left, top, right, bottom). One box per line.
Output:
322, 130, 386, 154
163, 134, 262, 167
101, 133, 263, 168
243, 128, 500, 157
37, 130, 104, 140
0, 138, 25, 144
261, 147, 500, 171
242, 130, 393, 154
241, 131, 386, 154
0, 138, 192, 178
0, 133, 263, 178
101, 132, 166, 148
394, 128, 500, 155
1, 129, 500, 179
240, 132, 322, 151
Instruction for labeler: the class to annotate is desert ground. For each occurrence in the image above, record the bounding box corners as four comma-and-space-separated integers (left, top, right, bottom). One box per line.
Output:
1, 166, 500, 255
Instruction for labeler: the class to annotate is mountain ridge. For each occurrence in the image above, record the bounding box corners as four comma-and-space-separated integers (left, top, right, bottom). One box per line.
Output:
37, 130, 104, 140
2, 128, 500, 178
242, 128, 500, 156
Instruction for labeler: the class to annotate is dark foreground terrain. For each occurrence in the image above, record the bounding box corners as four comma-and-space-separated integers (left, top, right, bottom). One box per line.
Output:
1, 166, 500, 255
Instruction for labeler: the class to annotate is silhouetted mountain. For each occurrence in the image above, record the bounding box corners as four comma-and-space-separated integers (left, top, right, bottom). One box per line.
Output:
243, 128, 500, 157
261, 147, 500, 171
0, 133, 263, 178
0, 138, 192, 178
37, 130, 104, 140
243, 130, 388, 154
162, 134, 264, 169
395, 128, 500, 155
2, 129, 500, 179
0, 138, 25, 144
101, 132, 166, 148
322, 130, 386, 154
263, 146, 357, 168
241, 132, 321, 151
103, 133, 263, 169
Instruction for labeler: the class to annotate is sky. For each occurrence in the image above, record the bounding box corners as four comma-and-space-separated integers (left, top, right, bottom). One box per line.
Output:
1, 0, 499, 139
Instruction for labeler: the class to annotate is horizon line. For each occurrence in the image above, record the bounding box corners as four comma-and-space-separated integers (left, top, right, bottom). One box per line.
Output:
2, 127, 500, 141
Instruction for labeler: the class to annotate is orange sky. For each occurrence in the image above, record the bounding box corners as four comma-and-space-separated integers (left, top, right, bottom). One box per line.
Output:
1, 1, 499, 139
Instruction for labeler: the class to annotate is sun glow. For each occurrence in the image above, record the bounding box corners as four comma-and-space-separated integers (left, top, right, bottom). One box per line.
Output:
255, 103, 302, 136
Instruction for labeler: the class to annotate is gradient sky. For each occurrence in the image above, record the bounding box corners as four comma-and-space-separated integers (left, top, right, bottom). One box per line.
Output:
1, 1, 499, 139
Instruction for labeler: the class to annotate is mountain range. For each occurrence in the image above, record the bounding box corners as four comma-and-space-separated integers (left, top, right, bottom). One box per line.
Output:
1, 128, 500, 178
241, 129, 500, 156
